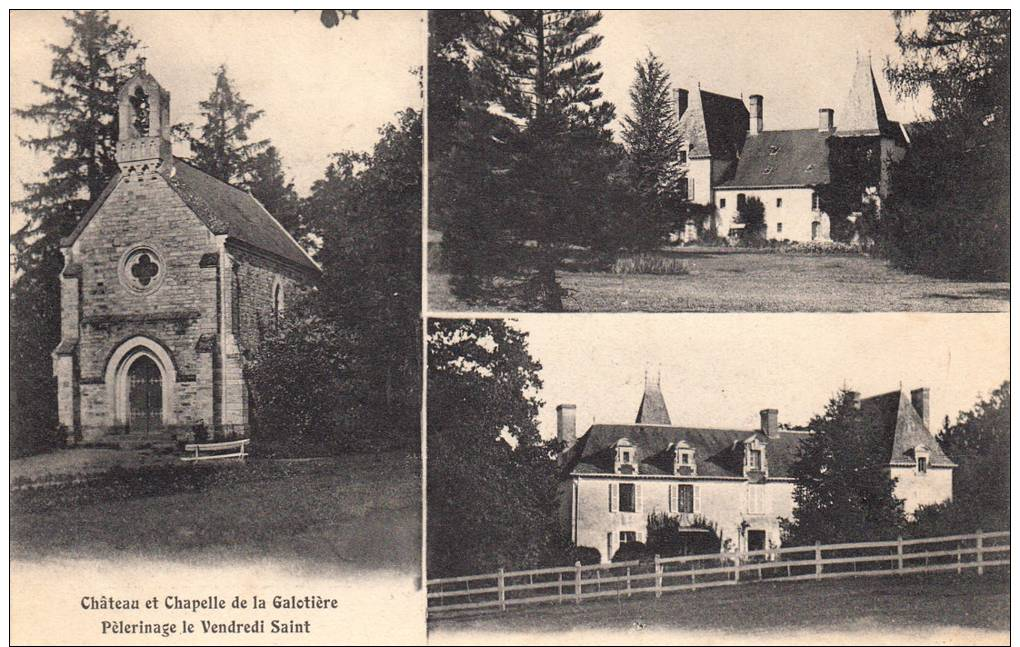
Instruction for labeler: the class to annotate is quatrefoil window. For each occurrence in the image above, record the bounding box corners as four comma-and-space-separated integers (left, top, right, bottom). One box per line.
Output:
120, 247, 164, 293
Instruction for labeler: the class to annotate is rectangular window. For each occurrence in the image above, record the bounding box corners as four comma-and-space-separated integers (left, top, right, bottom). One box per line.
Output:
777, 222, 783, 233
737, 193, 747, 210
619, 483, 636, 513
679, 150, 687, 165
749, 449, 763, 470
812, 193, 820, 210
917, 457, 928, 473
776, 197, 783, 207
622, 450, 630, 463
620, 531, 637, 544
719, 198, 726, 208
681, 453, 689, 465
677, 484, 694, 513
747, 486, 766, 514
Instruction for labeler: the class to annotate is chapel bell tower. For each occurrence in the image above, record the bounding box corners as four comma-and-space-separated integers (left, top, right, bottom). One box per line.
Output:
115, 60, 173, 175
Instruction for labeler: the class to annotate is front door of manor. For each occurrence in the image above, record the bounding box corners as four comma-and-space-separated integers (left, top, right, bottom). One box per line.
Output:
128, 355, 162, 433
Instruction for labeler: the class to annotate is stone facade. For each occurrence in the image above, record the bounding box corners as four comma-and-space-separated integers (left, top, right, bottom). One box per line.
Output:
559, 381, 954, 563
52, 69, 317, 444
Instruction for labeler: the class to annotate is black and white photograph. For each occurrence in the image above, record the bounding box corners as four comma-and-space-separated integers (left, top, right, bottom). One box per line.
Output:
425, 314, 1009, 642
9, 10, 423, 643
5, 6, 1012, 647
427, 10, 1009, 312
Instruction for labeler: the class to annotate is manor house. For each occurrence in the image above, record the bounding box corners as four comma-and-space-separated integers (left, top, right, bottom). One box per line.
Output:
557, 375, 954, 562
677, 53, 909, 242
52, 69, 319, 444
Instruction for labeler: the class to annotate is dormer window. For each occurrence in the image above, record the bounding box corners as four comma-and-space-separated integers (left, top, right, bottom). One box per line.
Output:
743, 436, 768, 478
673, 441, 696, 476
614, 439, 637, 475
915, 445, 930, 475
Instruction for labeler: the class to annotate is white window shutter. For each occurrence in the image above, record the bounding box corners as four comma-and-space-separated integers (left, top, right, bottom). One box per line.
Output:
636, 483, 643, 512
694, 485, 702, 513
668, 484, 676, 513
609, 483, 618, 513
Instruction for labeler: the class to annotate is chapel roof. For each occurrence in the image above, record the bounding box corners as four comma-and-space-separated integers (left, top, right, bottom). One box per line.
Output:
61, 159, 319, 274
679, 86, 749, 160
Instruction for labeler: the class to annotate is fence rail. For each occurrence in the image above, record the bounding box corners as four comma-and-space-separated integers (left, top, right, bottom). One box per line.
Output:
427, 529, 1009, 616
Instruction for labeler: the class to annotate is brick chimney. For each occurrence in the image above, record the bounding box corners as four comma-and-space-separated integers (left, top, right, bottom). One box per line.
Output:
677, 88, 689, 120
760, 408, 778, 436
910, 388, 930, 429
818, 108, 834, 132
748, 94, 763, 135
557, 404, 577, 447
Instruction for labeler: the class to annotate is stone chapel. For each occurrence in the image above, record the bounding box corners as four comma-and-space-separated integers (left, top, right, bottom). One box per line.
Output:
52, 69, 320, 445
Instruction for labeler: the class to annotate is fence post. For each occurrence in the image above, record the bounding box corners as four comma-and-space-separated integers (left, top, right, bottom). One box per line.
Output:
574, 561, 582, 605
626, 565, 632, 598
734, 551, 741, 583
558, 572, 563, 604
897, 536, 903, 573
497, 568, 506, 611
815, 541, 822, 579
654, 555, 662, 598
957, 542, 962, 574
976, 529, 984, 575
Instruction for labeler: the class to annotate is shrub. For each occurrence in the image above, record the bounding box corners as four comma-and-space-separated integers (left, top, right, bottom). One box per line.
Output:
571, 546, 602, 566
647, 512, 723, 557
611, 253, 692, 275
612, 541, 654, 563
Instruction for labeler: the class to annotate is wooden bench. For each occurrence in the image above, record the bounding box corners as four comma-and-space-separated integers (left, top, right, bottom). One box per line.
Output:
181, 438, 250, 462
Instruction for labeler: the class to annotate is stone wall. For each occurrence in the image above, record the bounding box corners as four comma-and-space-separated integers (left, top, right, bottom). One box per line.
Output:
571, 476, 796, 562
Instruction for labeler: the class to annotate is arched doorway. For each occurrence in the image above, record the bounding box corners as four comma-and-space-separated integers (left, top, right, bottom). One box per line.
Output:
127, 355, 162, 433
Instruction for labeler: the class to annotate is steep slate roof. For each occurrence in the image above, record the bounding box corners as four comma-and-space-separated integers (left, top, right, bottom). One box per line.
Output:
636, 379, 672, 425
169, 160, 319, 273
564, 423, 808, 479
859, 389, 955, 467
563, 386, 953, 479
834, 54, 904, 141
679, 86, 748, 160
717, 129, 831, 189
61, 159, 319, 274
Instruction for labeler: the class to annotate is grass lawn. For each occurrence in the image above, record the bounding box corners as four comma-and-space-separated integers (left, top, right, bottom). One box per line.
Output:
429, 247, 1010, 312
428, 571, 1009, 642
10, 450, 420, 574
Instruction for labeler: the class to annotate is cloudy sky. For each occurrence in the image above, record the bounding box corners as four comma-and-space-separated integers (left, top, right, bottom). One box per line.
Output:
10, 10, 423, 232
509, 314, 1009, 440
596, 10, 931, 135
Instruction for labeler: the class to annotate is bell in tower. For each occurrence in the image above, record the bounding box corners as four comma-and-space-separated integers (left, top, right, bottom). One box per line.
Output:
115, 60, 173, 176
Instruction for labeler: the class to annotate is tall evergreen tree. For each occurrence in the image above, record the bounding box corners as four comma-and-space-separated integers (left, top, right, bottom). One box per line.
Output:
246, 145, 303, 240
441, 10, 617, 310
182, 64, 268, 186
181, 65, 306, 238
621, 52, 683, 198
781, 389, 906, 544
11, 10, 140, 455
886, 10, 1010, 125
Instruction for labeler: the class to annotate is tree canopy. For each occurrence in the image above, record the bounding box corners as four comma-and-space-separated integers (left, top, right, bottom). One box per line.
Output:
781, 389, 906, 544
11, 10, 140, 455
427, 318, 569, 577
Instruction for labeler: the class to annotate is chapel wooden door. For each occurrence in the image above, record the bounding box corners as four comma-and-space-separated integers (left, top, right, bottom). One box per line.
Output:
128, 355, 162, 433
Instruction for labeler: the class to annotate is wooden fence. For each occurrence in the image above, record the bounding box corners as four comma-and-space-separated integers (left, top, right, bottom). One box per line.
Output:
427, 530, 1010, 616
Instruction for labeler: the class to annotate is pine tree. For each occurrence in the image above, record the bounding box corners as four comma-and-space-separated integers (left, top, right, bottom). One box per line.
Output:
183, 64, 269, 186
11, 10, 140, 455
621, 52, 683, 198
246, 145, 303, 240
781, 389, 906, 544
453, 10, 617, 310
